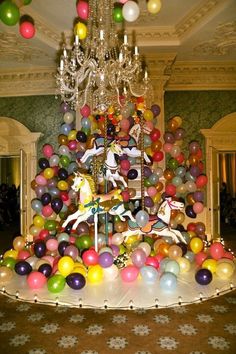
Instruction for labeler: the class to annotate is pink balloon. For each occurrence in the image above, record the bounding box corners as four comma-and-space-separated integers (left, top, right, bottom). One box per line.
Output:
195, 251, 208, 266
193, 202, 204, 214
82, 249, 99, 266
120, 159, 130, 171
80, 104, 91, 116
163, 143, 173, 153
64, 245, 79, 261
147, 186, 157, 197
210, 242, 225, 260
19, 21, 35, 39
76, 1, 90, 21
35, 175, 47, 186
145, 256, 159, 268
131, 248, 146, 268
42, 205, 53, 217
18, 250, 31, 260
46, 238, 58, 252
68, 140, 78, 151
27, 271, 47, 289
120, 265, 139, 282
42, 256, 54, 266
223, 252, 234, 260
42, 144, 54, 158
119, 0, 128, 3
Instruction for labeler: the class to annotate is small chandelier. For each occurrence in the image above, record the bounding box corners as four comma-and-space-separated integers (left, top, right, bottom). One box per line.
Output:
56, 0, 151, 112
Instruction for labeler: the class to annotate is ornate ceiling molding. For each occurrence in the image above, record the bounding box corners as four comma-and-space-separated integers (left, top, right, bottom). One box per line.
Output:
0, 68, 57, 97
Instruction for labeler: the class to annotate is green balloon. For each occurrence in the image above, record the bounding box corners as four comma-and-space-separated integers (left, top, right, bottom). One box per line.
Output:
168, 158, 179, 170
144, 236, 154, 247
47, 274, 66, 293
44, 220, 57, 231
60, 155, 70, 168
112, 7, 123, 23
0, 1, 20, 26
75, 235, 92, 250
144, 178, 152, 188
2, 257, 17, 270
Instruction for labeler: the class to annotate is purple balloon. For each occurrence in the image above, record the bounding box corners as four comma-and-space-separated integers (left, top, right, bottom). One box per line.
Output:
195, 268, 212, 285
164, 132, 175, 144
51, 198, 63, 214
190, 166, 200, 177
144, 196, 154, 208
35, 186, 47, 198
174, 128, 185, 140
41, 193, 51, 206
58, 241, 70, 256
144, 166, 152, 178
98, 252, 114, 268
34, 241, 47, 258
38, 263, 52, 278
66, 273, 86, 290
15, 261, 32, 276
151, 104, 161, 117
189, 141, 200, 154
64, 245, 79, 261
47, 178, 58, 189
131, 248, 146, 268
60, 102, 70, 113
185, 205, 196, 219
127, 169, 138, 180
193, 191, 204, 202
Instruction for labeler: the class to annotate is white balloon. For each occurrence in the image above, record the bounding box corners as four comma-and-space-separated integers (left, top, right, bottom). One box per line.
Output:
122, 1, 140, 22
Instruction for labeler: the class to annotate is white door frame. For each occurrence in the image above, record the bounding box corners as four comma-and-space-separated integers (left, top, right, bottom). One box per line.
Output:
0, 117, 42, 241
201, 112, 236, 239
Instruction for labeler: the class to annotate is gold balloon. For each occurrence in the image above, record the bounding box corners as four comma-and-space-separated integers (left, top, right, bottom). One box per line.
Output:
177, 257, 191, 273
202, 259, 217, 273
147, 0, 162, 15
175, 212, 185, 224
153, 238, 165, 253
0, 266, 13, 284
168, 245, 183, 259
216, 262, 235, 280
13, 236, 25, 251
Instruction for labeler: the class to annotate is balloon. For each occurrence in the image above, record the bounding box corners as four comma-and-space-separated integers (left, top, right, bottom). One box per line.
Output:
75, 235, 93, 250
76, 0, 89, 20
152, 151, 164, 162
151, 104, 161, 117
51, 198, 63, 214
63, 112, 74, 124
195, 251, 208, 266
82, 249, 99, 266
0, 266, 13, 284
127, 169, 138, 180
2, 257, 16, 270
193, 202, 204, 214
202, 259, 217, 273
19, 21, 35, 39
98, 252, 114, 268
27, 271, 47, 289
0, 1, 20, 26
189, 237, 203, 254
135, 210, 149, 227
58, 256, 74, 277
103, 264, 119, 281
216, 262, 235, 280
120, 265, 139, 282
66, 272, 86, 290
165, 260, 180, 276
87, 265, 103, 283
185, 205, 196, 219
160, 272, 177, 291
195, 268, 212, 285
15, 261, 32, 276
47, 274, 66, 293
34, 241, 47, 258
168, 245, 182, 259
74, 22, 87, 40
131, 248, 146, 268
122, 1, 140, 22
209, 242, 224, 260
58, 241, 70, 257
140, 265, 158, 283
64, 245, 79, 261
176, 257, 191, 273
113, 6, 123, 22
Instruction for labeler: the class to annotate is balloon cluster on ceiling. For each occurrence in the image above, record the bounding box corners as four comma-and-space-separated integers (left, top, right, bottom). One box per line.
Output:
0, 0, 35, 39
113, 0, 162, 23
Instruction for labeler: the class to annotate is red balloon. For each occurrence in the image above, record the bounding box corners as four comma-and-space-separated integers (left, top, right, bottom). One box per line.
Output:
152, 151, 164, 162
187, 222, 196, 232
176, 152, 185, 164
121, 190, 130, 202
196, 175, 208, 188
209, 242, 224, 260
150, 128, 161, 142
165, 184, 176, 197
19, 21, 35, 39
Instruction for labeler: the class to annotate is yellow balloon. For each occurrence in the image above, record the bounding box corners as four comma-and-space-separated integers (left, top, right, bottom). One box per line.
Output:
57, 180, 68, 191
74, 267, 87, 277
189, 237, 203, 254
188, 231, 196, 238
0, 266, 13, 284
13, 236, 25, 251
216, 262, 235, 280
152, 192, 162, 203
74, 22, 87, 40
68, 129, 77, 141
33, 215, 45, 228
176, 257, 191, 273
3, 249, 18, 259
172, 115, 182, 128
87, 265, 103, 283
43, 167, 54, 179
202, 259, 217, 273
145, 147, 153, 157
147, 0, 162, 14
144, 109, 154, 121
58, 256, 74, 277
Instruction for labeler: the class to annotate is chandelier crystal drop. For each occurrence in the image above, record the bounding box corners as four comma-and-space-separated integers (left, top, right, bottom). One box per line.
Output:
56, 0, 152, 112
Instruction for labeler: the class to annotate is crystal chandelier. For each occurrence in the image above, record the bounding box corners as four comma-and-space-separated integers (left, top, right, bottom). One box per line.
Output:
56, 0, 151, 112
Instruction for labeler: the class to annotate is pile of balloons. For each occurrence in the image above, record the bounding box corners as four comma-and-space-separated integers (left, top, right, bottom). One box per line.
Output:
0, 0, 35, 39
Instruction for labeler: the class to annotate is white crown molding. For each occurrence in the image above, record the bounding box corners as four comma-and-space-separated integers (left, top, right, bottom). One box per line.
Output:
1, 60, 235, 98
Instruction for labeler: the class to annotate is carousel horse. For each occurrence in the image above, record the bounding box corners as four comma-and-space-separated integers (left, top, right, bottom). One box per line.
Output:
80, 136, 151, 167
62, 172, 136, 231
122, 198, 187, 244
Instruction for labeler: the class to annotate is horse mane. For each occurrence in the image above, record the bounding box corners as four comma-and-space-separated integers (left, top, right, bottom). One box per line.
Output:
81, 173, 96, 194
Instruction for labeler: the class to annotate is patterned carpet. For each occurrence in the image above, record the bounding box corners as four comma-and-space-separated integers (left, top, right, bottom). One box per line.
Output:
0, 290, 235, 354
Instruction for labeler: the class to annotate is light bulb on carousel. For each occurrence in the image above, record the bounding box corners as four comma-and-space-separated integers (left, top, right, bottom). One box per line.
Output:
56, 0, 152, 112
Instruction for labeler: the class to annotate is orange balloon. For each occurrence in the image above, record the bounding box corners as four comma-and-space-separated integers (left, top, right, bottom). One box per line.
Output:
171, 210, 178, 219
168, 245, 183, 259
58, 134, 68, 145
167, 118, 179, 132
158, 243, 170, 256
153, 238, 165, 253
151, 140, 162, 152
155, 181, 164, 192
164, 169, 174, 181
186, 193, 195, 205
189, 154, 199, 166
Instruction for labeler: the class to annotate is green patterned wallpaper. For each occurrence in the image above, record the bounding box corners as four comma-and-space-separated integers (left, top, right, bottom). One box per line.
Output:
0, 96, 63, 157
164, 91, 236, 154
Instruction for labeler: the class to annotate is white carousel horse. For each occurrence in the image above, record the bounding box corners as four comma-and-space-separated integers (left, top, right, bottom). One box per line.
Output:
62, 172, 136, 231
80, 138, 151, 170
122, 198, 187, 244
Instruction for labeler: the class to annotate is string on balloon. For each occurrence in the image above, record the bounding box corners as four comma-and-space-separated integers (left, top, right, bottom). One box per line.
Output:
140, 112, 145, 211
103, 113, 109, 244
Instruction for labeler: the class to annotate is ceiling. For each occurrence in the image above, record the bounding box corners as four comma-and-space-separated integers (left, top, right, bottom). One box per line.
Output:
0, 0, 236, 96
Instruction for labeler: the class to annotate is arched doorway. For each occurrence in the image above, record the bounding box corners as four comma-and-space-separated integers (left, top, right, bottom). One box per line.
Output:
0, 117, 42, 240
201, 112, 236, 240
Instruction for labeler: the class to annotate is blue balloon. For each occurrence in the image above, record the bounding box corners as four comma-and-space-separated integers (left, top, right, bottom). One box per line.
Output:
66, 273, 86, 290
140, 266, 158, 284
15, 261, 32, 276
165, 260, 180, 276
195, 268, 212, 285
160, 272, 177, 292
